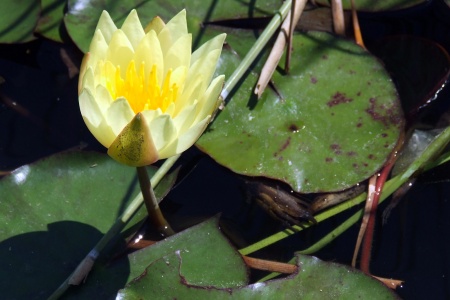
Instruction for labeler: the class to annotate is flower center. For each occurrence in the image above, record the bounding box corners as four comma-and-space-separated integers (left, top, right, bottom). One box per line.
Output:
106, 61, 178, 114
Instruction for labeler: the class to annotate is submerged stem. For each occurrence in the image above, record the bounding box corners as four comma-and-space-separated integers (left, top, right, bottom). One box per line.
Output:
136, 166, 175, 236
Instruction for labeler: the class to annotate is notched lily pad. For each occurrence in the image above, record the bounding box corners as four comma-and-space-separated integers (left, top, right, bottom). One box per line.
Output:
117, 253, 398, 299
198, 31, 404, 193
62, 216, 248, 298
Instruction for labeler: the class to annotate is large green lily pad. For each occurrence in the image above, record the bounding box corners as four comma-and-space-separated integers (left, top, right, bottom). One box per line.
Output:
118, 252, 398, 299
198, 31, 404, 193
35, 0, 68, 43
0, 0, 40, 43
62, 216, 249, 299
0, 151, 174, 299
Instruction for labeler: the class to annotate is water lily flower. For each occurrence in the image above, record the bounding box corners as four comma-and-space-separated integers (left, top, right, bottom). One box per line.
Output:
78, 9, 226, 166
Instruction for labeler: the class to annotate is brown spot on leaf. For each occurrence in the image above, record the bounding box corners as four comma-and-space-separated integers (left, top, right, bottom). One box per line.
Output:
310, 76, 317, 84
325, 157, 333, 162
330, 144, 342, 155
327, 92, 353, 107
288, 124, 300, 133
322, 54, 328, 60
365, 97, 403, 128
347, 151, 357, 156
273, 137, 291, 158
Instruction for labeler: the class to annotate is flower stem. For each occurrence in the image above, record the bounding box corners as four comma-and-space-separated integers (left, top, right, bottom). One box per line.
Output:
136, 166, 175, 236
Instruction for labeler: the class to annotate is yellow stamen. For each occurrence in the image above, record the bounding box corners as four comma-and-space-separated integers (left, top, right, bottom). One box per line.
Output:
104, 60, 178, 114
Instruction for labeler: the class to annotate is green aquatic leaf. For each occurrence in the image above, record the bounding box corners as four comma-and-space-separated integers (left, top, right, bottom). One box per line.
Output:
0, 0, 40, 43
63, 216, 249, 298
118, 252, 398, 299
198, 31, 404, 193
0, 151, 174, 299
35, 0, 68, 43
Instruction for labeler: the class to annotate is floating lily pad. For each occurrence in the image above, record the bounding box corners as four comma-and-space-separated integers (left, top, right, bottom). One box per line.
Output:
198, 31, 404, 193
0, 0, 40, 43
0, 151, 175, 299
62, 216, 249, 298
118, 252, 398, 299
35, 0, 68, 43
314, 0, 427, 12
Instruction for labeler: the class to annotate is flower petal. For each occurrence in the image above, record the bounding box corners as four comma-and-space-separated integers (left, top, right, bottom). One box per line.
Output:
163, 33, 191, 75
141, 108, 162, 122
187, 33, 226, 92
157, 9, 187, 54
134, 30, 163, 86
79, 65, 95, 95
79, 89, 116, 147
172, 100, 199, 135
106, 30, 134, 76
158, 116, 210, 159
120, 9, 145, 50
144, 15, 165, 34
170, 65, 187, 95
174, 74, 203, 116
88, 29, 109, 63
146, 113, 177, 151
194, 75, 224, 123
107, 113, 158, 166
105, 97, 136, 136
95, 11, 117, 44
94, 83, 114, 111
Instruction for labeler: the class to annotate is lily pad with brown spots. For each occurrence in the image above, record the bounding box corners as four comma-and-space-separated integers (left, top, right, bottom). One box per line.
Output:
198, 31, 404, 193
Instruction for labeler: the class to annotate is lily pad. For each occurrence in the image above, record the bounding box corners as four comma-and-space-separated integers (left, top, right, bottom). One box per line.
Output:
35, 0, 68, 43
118, 252, 398, 299
198, 31, 404, 193
0, 151, 174, 299
314, 0, 427, 12
63, 216, 249, 298
0, 0, 40, 43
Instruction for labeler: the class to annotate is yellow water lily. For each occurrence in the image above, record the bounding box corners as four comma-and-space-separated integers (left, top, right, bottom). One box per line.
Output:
78, 9, 226, 166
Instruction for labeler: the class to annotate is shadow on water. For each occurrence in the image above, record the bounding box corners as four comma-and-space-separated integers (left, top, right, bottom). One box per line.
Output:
0, 221, 130, 299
